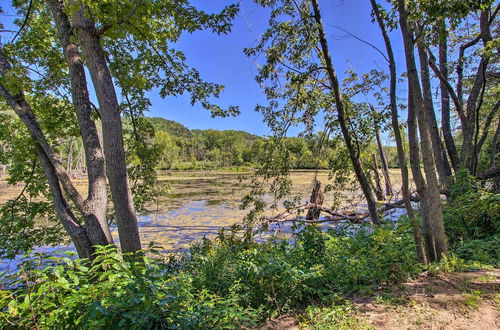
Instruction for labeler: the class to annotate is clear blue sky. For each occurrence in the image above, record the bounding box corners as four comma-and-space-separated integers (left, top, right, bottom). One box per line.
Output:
1, 0, 405, 143
148, 0, 405, 142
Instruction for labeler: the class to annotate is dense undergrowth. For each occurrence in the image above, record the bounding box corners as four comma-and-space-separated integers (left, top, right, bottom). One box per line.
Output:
0, 176, 498, 329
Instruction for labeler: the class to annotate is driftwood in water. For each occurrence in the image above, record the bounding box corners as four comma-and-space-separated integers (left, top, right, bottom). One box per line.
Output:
306, 179, 324, 220
262, 195, 421, 225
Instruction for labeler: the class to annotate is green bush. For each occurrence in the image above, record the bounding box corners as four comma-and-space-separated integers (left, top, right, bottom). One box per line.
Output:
453, 235, 500, 265
443, 171, 500, 243
0, 222, 422, 328
187, 221, 420, 311
0, 246, 260, 329
442, 171, 500, 265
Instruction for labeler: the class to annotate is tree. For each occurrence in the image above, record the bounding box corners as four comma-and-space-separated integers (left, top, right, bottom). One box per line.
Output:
419, 0, 499, 175
0, 48, 101, 258
397, 0, 448, 261
246, 0, 381, 225
0, 0, 239, 258
370, 0, 427, 263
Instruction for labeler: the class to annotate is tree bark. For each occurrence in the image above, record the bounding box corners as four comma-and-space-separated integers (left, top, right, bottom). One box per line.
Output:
306, 179, 324, 220
371, 154, 385, 201
37, 146, 94, 259
438, 21, 459, 172
0, 48, 97, 258
417, 45, 453, 185
490, 120, 500, 169
398, 0, 448, 262
47, 0, 113, 247
426, 7, 493, 175
372, 105, 393, 197
311, 0, 381, 225
72, 5, 142, 253
370, 0, 426, 263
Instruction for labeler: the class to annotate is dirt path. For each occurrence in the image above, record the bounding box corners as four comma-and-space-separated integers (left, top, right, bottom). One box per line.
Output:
358, 269, 500, 329
259, 269, 500, 329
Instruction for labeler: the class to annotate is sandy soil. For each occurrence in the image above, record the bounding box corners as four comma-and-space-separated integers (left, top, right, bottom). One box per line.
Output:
259, 268, 500, 330
358, 269, 500, 330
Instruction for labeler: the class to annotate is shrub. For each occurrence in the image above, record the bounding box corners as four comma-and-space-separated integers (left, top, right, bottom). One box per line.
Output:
0, 246, 260, 329
0, 221, 422, 328
443, 171, 500, 243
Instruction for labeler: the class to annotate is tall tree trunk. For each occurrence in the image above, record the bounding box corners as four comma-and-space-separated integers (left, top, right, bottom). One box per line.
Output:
417, 45, 453, 185
370, 0, 426, 263
72, 6, 142, 253
461, 57, 488, 174
47, 0, 113, 247
490, 119, 500, 168
463, 5, 492, 173
372, 105, 393, 197
438, 21, 459, 172
398, 0, 448, 262
37, 146, 94, 259
0, 48, 110, 256
311, 0, 381, 225
371, 154, 385, 201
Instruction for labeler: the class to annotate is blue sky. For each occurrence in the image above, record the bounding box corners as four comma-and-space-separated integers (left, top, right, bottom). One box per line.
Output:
1, 0, 405, 143
149, 0, 405, 142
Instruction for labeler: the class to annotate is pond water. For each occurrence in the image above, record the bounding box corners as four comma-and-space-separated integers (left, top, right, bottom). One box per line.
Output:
0, 169, 407, 272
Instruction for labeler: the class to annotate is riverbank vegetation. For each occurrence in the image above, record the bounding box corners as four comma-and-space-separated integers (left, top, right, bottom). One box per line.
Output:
0, 0, 499, 328
1, 181, 498, 328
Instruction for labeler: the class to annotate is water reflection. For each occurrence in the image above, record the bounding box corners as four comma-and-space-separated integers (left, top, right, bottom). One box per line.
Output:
1, 170, 406, 272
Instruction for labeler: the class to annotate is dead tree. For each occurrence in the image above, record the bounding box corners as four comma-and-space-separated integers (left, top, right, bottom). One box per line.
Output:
306, 179, 324, 220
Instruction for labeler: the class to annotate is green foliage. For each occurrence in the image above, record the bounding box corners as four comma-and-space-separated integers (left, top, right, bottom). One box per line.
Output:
441, 172, 500, 265
0, 223, 421, 328
443, 171, 500, 245
453, 235, 500, 265
299, 301, 372, 330
145, 117, 338, 170
187, 221, 420, 313
0, 246, 260, 329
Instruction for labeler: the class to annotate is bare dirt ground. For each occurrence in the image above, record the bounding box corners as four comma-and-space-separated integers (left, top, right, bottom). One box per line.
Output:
358, 268, 500, 330
259, 268, 500, 329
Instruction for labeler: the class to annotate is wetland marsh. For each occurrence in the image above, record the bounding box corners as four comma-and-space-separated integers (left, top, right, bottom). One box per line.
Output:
0, 169, 407, 253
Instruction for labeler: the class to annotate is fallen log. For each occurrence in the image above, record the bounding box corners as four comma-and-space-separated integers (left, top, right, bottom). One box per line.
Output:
262, 195, 421, 225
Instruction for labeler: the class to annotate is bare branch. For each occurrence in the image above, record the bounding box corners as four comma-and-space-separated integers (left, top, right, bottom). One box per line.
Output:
426, 49, 465, 122
330, 25, 389, 63
10, 0, 34, 43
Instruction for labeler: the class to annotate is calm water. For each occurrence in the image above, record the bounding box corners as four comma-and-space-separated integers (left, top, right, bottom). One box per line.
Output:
0, 169, 406, 272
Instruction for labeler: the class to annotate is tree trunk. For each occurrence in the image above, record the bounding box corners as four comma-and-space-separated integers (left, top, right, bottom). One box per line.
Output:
370, 0, 426, 263
490, 119, 500, 168
311, 0, 381, 225
371, 154, 385, 201
372, 106, 393, 197
306, 179, 324, 220
72, 6, 142, 253
461, 58, 488, 174
1, 50, 98, 258
47, 0, 113, 247
398, 0, 448, 262
438, 21, 459, 172
417, 45, 453, 186
37, 146, 94, 259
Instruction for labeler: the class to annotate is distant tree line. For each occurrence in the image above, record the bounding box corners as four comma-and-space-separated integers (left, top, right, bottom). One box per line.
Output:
145, 117, 402, 170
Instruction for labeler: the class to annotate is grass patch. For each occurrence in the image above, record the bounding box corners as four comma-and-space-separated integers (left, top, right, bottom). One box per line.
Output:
299, 301, 373, 330
474, 275, 496, 283
463, 290, 483, 309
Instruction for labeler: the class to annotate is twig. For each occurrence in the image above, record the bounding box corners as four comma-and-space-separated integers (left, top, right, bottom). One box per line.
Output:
11, 0, 34, 44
